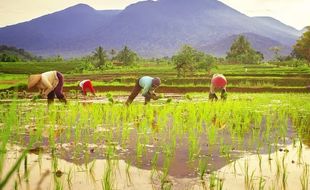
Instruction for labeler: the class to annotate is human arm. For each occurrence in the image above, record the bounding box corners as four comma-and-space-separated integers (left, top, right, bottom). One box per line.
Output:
40, 76, 54, 97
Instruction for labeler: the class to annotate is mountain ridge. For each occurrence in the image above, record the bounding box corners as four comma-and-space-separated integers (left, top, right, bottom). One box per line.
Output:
0, 1, 301, 58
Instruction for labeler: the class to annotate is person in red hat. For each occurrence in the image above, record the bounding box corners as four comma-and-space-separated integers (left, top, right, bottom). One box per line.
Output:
126, 76, 161, 105
79, 79, 96, 97
209, 74, 227, 101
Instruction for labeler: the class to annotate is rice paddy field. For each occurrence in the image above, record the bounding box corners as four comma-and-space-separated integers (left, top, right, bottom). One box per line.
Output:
1, 92, 310, 190
0, 63, 310, 189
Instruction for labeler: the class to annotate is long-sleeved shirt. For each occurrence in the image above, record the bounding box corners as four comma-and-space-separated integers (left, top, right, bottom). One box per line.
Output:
139, 76, 154, 96
79, 80, 95, 95
36, 71, 59, 97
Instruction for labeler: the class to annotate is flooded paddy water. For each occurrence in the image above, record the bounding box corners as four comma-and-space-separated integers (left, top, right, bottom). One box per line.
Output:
1, 93, 310, 190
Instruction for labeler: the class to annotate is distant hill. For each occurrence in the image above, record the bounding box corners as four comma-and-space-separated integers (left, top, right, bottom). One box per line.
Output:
0, 45, 38, 61
198, 33, 292, 59
252, 17, 299, 37
0, 0, 301, 58
0, 4, 121, 57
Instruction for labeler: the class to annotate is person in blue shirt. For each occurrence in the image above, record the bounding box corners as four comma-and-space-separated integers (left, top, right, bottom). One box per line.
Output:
125, 76, 161, 105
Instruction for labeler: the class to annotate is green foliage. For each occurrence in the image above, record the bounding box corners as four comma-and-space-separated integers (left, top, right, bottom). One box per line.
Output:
114, 46, 138, 66
92, 46, 108, 68
269, 46, 282, 61
0, 53, 20, 62
172, 45, 215, 77
293, 26, 310, 63
0, 45, 39, 61
226, 35, 263, 64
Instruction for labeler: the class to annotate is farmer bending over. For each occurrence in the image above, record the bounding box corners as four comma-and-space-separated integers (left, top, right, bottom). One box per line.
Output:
209, 74, 227, 101
28, 71, 67, 104
79, 79, 96, 97
126, 76, 161, 105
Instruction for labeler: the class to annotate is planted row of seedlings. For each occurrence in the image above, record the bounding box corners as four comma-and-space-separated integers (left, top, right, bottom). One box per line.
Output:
0, 93, 309, 189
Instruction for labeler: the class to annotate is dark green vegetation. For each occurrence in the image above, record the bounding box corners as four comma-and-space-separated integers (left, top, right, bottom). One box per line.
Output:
0, 45, 39, 62
226, 35, 264, 64
293, 26, 310, 62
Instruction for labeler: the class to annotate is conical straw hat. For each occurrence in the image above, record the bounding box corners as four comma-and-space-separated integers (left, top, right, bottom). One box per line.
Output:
28, 74, 41, 89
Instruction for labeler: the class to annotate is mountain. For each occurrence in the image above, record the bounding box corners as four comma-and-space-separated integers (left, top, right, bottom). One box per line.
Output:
0, 0, 301, 58
0, 4, 121, 57
252, 17, 299, 37
198, 33, 292, 59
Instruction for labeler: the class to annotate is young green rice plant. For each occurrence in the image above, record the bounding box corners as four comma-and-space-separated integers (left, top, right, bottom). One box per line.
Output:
55, 178, 64, 190
151, 151, 159, 178
300, 164, 309, 190
219, 143, 231, 161
87, 160, 96, 184
0, 100, 31, 190
160, 146, 173, 190
209, 172, 217, 190
198, 158, 208, 181
208, 172, 224, 190
0, 149, 28, 190
256, 150, 262, 173
23, 155, 29, 182
275, 156, 281, 182
244, 160, 255, 190
125, 161, 132, 185
188, 129, 200, 161
297, 140, 303, 164
258, 176, 266, 190
281, 152, 288, 190
102, 160, 114, 190
66, 168, 73, 189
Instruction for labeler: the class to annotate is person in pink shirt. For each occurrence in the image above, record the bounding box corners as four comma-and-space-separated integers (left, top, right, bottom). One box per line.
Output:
79, 79, 96, 97
209, 74, 227, 101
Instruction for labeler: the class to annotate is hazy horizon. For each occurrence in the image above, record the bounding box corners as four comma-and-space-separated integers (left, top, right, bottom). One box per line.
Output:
0, 0, 309, 30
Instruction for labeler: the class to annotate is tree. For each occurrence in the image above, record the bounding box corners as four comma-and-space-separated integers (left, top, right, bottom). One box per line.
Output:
114, 46, 138, 66
293, 26, 310, 63
269, 46, 282, 61
172, 45, 215, 77
0, 53, 19, 62
92, 46, 108, 68
110, 49, 117, 60
226, 35, 263, 64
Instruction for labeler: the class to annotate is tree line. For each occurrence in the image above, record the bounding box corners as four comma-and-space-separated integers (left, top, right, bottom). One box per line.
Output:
1, 26, 309, 74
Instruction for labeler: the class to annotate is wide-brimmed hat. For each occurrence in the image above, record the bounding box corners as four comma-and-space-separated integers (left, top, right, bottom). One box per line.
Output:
28, 74, 41, 89
152, 77, 161, 87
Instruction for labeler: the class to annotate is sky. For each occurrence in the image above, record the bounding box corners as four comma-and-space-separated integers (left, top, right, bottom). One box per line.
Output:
0, 0, 309, 30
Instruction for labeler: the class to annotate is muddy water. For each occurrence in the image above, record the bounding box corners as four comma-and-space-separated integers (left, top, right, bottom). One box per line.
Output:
4, 142, 310, 190
1, 96, 310, 190
5, 106, 298, 179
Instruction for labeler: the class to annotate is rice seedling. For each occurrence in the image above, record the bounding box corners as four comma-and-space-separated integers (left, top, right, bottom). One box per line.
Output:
125, 161, 132, 185
244, 160, 255, 190
300, 164, 309, 190
258, 176, 266, 190
198, 158, 208, 181
66, 168, 73, 189
1, 92, 310, 189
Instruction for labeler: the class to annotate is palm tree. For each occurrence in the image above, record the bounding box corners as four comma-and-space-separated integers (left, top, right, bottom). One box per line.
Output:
93, 46, 108, 68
